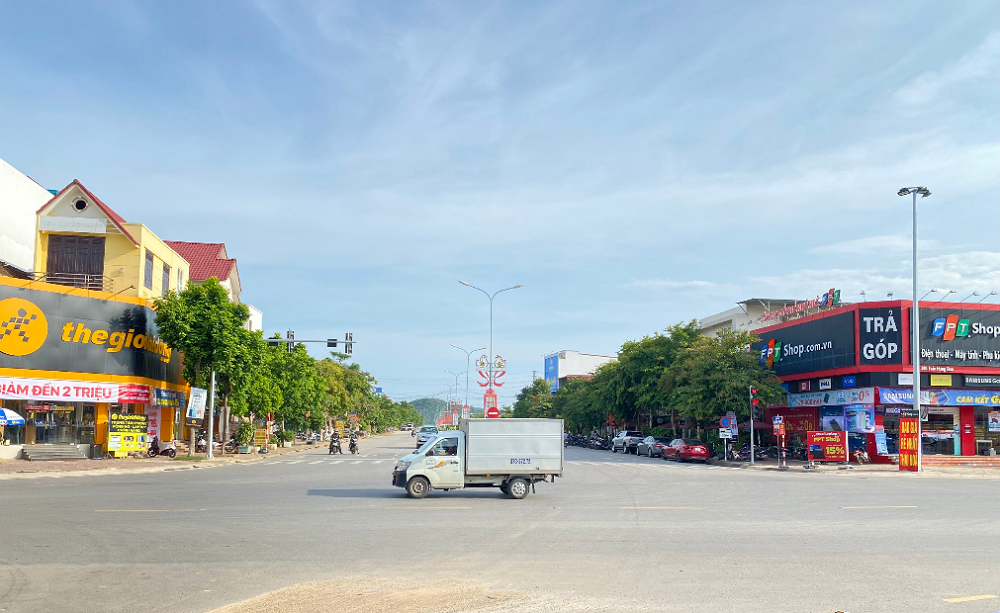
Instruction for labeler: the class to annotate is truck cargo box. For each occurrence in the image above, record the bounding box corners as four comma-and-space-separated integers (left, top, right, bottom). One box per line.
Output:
460, 418, 564, 476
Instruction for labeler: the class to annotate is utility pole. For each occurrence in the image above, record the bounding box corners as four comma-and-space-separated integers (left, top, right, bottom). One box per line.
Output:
206, 371, 216, 459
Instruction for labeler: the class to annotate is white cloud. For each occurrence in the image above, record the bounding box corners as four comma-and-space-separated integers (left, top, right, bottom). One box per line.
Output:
895, 31, 1000, 106
809, 234, 938, 255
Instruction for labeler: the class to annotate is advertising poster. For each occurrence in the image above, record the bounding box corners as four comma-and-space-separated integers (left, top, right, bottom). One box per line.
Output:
820, 407, 845, 431
898, 410, 920, 472
874, 428, 889, 455
107, 413, 148, 455
844, 405, 875, 433
806, 431, 847, 462
185, 387, 207, 428
253, 428, 268, 447
146, 408, 160, 441
988, 411, 1000, 433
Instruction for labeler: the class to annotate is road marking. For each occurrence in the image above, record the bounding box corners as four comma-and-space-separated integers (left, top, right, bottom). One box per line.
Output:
94, 509, 197, 513
330, 460, 343, 465
620, 506, 703, 510
309, 461, 324, 464
350, 460, 362, 464
841, 505, 917, 509
373, 461, 384, 464
287, 460, 304, 465
384, 506, 472, 510
943, 595, 998, 603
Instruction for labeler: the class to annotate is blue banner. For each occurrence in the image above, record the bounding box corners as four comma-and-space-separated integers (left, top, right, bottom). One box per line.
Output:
878, 387, 1000, 407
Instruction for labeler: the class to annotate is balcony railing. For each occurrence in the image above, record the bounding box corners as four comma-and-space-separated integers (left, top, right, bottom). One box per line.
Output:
32, 272, 114, 292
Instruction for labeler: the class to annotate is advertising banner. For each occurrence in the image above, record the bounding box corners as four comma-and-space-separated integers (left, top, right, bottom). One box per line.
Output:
765, 409, 817, 433
118, 384, 151, 403
844, 404, 875, 433
146, 408, 161, 441
874, 428, 888, 455
806, 431, 847, 462
107, 413, 148, 455
920, 306, 1000, 368
899, 411, 919, 471
544, 354, 559, 392
185, 387, 207, 428
253, 428, 268, 446
0, 376, 118, 403
878, 387, 1000, 407
0, 283, 183, 385
753, 311, 855, 376
787, 387, 876, 408
858, 307, 903, 365
988, 412, 1000, 433
820, 407, 845, 431
152, 388, 185, 408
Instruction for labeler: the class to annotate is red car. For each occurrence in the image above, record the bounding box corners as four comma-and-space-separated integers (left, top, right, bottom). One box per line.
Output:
663, 438, 709, 463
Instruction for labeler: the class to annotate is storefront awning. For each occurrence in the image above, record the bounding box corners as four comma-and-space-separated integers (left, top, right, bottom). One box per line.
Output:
0, 408, 26, 426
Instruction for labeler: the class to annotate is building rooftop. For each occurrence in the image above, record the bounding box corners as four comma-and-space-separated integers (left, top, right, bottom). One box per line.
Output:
163, 241, 237, 282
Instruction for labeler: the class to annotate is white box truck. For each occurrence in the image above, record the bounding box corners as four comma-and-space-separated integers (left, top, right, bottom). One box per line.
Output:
392, 418, 563, 499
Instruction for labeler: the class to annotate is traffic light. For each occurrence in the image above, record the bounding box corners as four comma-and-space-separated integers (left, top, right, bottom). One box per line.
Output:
286, 329, 295, 354
344, 331, 353, 355
750, 386, 759, 406
327, 338, 338, 349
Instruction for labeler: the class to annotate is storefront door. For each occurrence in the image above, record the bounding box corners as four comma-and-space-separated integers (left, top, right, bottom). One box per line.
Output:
922, 410, 958, 455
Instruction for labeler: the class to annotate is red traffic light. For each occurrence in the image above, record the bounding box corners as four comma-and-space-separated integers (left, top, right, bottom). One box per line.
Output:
750, 387, 759, 395
751, 398, 759, 406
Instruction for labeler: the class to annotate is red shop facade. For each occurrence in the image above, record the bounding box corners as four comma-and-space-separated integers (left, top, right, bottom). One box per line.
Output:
754, 300, 1000, 464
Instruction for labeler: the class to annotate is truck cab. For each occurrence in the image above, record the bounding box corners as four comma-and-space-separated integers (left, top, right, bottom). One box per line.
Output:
395, 431, 467, 492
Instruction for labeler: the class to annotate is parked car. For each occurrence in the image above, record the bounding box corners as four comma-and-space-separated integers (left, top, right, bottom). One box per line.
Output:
415, 425, 439, 448
611, 430, 645, 454
636, 436, 672, 458
663, 438, 710, 462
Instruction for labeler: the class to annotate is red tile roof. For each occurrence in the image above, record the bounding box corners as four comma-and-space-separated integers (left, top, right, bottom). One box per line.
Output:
38, 180, 138, 245
163, 241, 237, 282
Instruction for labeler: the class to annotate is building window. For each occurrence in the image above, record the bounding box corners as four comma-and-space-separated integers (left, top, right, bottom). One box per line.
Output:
162, 263, 171, 296
144, 250, 153, 289
177, 269, 184, 292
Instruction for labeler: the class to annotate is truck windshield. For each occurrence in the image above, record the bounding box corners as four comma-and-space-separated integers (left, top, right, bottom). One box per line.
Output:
416, 437, 439, 454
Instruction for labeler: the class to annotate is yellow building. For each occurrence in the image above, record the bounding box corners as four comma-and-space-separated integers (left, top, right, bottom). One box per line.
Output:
33, 180, 190, 300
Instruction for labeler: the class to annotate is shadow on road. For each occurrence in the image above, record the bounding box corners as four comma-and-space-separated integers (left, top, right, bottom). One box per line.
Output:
307, 488, 398, 498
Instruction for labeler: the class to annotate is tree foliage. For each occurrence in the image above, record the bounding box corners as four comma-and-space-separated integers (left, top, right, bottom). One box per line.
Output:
512, 378, 554, 418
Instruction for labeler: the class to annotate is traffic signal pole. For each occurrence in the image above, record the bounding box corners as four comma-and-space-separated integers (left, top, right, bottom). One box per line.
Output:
749, 386, 759, 466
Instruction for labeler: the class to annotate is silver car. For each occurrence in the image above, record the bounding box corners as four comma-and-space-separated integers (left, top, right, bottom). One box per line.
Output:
415, 426, 439, 448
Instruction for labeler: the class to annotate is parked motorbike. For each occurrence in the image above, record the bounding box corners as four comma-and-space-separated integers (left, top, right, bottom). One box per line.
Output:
349, 432, 359, 455
853, 448, 870, 464
195, 434, 207, 453
329, 436, 342, 455
223, 433, 238, 454
147, 437, 177, 459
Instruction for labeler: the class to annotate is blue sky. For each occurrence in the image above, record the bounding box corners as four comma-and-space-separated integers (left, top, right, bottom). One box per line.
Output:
1, 1, 997, 406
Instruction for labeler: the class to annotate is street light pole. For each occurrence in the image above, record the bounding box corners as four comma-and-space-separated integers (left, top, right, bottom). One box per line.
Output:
899, 186, 931, 472
458, 282, 524, 402
451, 344, 485, 410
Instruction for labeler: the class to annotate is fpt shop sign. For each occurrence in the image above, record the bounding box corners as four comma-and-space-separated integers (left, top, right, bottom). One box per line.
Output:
754, 311, 855, 376
859, 307, 902, 365
920, 307, 1000, 368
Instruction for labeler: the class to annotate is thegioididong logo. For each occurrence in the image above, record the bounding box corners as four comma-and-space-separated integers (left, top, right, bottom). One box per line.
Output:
0, 298, 48, 356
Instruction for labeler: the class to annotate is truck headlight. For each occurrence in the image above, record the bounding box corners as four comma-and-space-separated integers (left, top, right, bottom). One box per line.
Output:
396, 461, 411, 471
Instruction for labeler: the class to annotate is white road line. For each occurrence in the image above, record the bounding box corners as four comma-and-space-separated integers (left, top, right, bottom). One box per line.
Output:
309, 461, 323, 464
351, 460, 362, 464
330, 460, 344, 465
287, 460, 304, 465
373, 461, 384, 464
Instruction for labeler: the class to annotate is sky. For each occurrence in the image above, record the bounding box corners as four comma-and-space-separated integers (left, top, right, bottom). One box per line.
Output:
1, 1, 998, 407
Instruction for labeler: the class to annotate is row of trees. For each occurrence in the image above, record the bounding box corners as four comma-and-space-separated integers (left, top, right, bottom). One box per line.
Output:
513, 322, 785, 440
154, 278, 422, 445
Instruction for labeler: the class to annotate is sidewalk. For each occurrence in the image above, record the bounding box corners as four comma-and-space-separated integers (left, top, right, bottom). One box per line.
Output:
0, 441, 322, 480
737, 457, 1000, 479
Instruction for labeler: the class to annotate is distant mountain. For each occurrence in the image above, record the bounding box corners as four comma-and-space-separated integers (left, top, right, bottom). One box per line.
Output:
410, 398, 447, 424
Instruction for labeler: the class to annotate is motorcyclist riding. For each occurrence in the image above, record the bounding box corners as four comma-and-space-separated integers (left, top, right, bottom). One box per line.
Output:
328, 432, 342, 455
349, 431, 359, 455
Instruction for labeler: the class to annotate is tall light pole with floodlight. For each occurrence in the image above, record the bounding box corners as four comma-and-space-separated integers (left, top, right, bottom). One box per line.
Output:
898, 186, 931, 471
458, 281, 524, 405
451, 344, 485, 409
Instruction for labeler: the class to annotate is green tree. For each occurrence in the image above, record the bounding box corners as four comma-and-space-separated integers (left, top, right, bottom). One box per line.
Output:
553, 377, 605, 433
154, 278, 250, 450
660, 329, 785, 437
512, 378, 554, 418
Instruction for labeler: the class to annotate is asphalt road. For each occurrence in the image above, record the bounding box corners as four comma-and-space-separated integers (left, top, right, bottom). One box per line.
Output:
2, 432, 999, 613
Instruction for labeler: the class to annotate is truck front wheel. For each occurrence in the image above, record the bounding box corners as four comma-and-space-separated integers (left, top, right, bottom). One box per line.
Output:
506, 478, 529, 499
406, 476, 430, 499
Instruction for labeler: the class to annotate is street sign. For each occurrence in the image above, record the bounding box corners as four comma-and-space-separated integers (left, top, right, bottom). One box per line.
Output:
486, 406, 500, 419
720, 417, 732, 429
772, 415, 783, 425
719, 428, 732, 439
